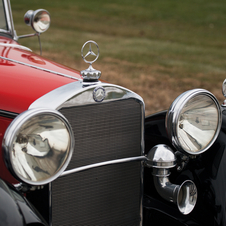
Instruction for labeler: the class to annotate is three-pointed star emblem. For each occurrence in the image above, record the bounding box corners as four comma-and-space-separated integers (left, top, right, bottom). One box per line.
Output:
84, 43, 97, 59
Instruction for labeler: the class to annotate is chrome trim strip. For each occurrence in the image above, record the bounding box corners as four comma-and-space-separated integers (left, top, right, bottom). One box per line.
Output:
29, 81, 144, 110
61, 156, 147, 177
0, 56, 82, 81
18, 33, 38, 39
49, 183, 52, 226
0, 29, 10, 35
140, 102, 145, 226
30, 81, 85, 109
3, 0, 15, 38
139, 162, 144, 226
0, 43, 32, 51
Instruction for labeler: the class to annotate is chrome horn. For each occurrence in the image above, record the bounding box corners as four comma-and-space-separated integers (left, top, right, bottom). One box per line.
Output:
146, 144, 197, 215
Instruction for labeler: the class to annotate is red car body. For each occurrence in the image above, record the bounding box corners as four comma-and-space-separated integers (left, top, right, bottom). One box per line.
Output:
0, 37, 81, 114
0, 36, 82, 184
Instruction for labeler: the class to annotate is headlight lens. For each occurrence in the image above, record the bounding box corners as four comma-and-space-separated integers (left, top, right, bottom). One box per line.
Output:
166, 89, 222, 155
33, 10, 50, 33
3, 109, 74, 185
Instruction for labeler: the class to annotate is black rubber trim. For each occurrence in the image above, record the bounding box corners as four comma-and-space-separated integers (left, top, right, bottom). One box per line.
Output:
0, 32, 13, 39
0, 110, 18, 119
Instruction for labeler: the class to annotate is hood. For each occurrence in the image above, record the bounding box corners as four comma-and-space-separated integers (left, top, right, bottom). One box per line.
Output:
0, 36, 82, 114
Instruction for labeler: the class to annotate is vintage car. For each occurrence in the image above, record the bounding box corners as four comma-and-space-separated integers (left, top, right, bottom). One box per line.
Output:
0, 0, 225, 225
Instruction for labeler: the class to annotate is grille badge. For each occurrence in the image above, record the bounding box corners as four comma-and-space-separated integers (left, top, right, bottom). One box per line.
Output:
93, 86, 106, 102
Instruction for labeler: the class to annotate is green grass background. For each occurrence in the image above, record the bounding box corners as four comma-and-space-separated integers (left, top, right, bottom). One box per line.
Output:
10, 0, 226, 114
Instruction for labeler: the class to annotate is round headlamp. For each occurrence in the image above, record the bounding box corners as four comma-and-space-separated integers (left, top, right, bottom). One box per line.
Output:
3, 108, 74, 185
166, 89, 222, 155
24, 9, 50, 33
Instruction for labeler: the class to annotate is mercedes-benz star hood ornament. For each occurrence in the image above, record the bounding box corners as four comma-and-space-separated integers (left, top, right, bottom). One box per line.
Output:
80, 40, 101, 82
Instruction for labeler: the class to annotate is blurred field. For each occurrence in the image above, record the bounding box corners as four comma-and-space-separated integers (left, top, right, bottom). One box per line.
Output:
11, 0, 226, 115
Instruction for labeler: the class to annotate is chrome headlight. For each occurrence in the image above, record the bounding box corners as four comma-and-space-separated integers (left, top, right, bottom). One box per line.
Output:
24, 9, 51, 33
166, 89, 222, 155
3, 109, 74, 185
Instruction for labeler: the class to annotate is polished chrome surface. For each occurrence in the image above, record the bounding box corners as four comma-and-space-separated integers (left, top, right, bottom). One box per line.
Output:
147, 144, 198, 215
18, 32, 44, 55
0, 1, 7, 31
222, 79, 226, 98
147, 144, 197, 214
1, 0, 16, 38
0, 43, 32, 51
24, 9, 50, 33
17, 33, 38, 39
80, 40, 101, 80
222, 79, 226, 106
152, 168, 197, 215
146, 144, 177, 168
3, 108, 75, 185
0, 55, 82, 81
152, 168, 178, 202
18, 9, 50, 37
30, 81, 83, 109
13, 183, 23, 190
93, 86, 105, 102
16, 9, 50, 55
29, 81, 143, 110
177, 180, 198, 215
81, 40, 99, 64
61, 156, 146, 176
49, 183, 52, 226
166, 89, 222, 155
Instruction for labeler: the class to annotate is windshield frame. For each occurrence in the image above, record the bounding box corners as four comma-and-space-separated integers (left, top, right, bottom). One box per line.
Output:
0, 0, 16, 39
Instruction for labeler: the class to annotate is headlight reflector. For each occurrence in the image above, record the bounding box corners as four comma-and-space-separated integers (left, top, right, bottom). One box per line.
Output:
3, 109, 74, 185
166, 89, 221, 155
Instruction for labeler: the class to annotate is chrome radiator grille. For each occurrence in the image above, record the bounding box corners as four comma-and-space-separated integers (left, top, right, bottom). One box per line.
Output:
51, 98, 143, 225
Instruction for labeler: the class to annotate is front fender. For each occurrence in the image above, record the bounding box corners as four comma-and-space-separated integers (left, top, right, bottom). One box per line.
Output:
0, 178, 47, 226
0, 179, 24, 226
144, 109, 226, 226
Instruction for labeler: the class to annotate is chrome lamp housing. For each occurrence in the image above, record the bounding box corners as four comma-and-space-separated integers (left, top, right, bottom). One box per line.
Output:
3, 108, 74, 186
166, 89, 222, 155
17, 9, 51, 55
24, 9, 50, 33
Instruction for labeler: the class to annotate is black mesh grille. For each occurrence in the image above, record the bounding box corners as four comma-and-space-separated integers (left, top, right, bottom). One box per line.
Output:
51, 98, 143, 225
52, 162, 141, 226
